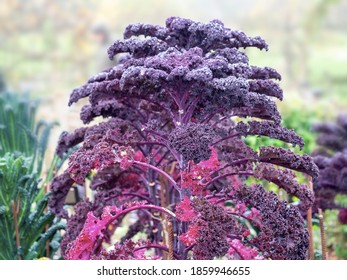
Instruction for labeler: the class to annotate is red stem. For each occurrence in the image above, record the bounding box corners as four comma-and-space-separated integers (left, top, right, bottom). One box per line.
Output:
143, 129, 168, 140
212, 133, 240, 146
122, 192, 154, 203
133, 160, 180, 191
228, 243, 245, 260
137, 141, 167, 146
214, 158, 256, 174
104, 205, 176, 232
205, 171, 254, 188
155, 150, 170, 167
134, 244, 181, 260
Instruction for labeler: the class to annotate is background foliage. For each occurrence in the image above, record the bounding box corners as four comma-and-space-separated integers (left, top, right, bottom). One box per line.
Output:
0, 89, 65, 259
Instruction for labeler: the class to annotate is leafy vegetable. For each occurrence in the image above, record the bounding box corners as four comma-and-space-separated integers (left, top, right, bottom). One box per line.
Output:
51, 17, 317, 260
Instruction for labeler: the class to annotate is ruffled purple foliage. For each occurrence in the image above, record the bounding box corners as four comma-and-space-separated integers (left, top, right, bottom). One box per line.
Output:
312, 115, 347, 217
50, 17, 316, 260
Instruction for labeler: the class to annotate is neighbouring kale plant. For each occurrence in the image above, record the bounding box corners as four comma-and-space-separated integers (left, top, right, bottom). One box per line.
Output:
312, 114, 347, 224
0, 91, 64, 259
50, 17, 318, 260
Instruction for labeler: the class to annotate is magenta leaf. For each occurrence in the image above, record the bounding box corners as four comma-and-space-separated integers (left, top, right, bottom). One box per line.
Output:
176, 196, 197, 222
66, 201, 174, 260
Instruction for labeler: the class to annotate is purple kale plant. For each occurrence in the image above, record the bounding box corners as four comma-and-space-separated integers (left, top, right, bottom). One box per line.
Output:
312, 115, 347, 224
50, 17, 317, 260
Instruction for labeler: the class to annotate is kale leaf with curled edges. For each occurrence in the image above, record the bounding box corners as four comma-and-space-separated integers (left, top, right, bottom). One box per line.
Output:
50, 17, 317, 260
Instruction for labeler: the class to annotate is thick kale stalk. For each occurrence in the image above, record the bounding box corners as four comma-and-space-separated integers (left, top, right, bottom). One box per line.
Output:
50, 17, 317, 260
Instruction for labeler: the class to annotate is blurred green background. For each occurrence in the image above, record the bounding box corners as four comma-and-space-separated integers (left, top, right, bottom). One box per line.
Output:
0, 0, 346, 259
